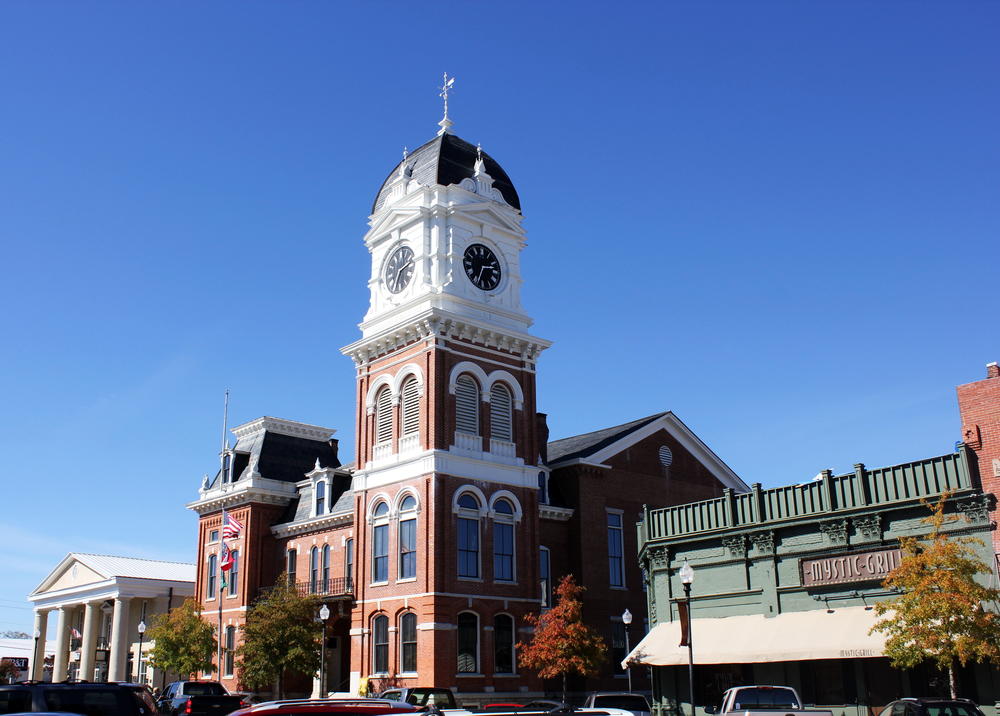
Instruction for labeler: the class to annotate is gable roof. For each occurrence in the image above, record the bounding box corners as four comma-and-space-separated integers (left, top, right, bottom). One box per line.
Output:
546, 411, 749, 493
31, 553, 195, 596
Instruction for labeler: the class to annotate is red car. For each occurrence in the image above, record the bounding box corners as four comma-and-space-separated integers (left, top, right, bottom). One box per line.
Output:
229, 699, 420, 716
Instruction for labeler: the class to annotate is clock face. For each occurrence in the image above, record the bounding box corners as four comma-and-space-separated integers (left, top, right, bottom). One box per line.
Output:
463, 243, 502, 291
384, 245, 415, 294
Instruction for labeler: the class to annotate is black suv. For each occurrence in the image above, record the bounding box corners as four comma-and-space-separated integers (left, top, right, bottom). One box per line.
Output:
0, 682, 157, 716
877, 698, 986, 716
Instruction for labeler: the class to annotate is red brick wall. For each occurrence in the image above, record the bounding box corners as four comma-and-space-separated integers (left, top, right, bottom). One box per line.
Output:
957, 362, 1000, 554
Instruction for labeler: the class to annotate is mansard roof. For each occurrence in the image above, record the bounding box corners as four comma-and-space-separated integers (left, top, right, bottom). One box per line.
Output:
371, 132, 521, 214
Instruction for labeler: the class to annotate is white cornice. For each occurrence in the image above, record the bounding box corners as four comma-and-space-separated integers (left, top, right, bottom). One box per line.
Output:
271, 510, 354, 539
187, 477, 297, 515
342, 308, 550, 366
232, 416, 335, 442
29, 576, 195, 611
539, 505, 574, 521
354, 447, 541, 491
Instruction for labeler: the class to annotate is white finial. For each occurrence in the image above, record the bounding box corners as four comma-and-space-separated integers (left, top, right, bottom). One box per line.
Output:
402, 146, 408, 160
314, 458, 322, 471
438, 72, 455, 136
200, 474, 210, 492
474, 143, 486, 176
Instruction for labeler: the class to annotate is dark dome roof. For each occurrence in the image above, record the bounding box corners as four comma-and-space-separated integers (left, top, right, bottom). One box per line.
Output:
372, 133, 520, 214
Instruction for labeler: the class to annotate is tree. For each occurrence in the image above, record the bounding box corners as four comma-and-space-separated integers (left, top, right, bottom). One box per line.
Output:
871, 493, 1000, 697
0, 631, 30, 639
146, 599, 217, 679
517, 574, 606, 702
237, 578, 321, 698
0, 659, 21, 683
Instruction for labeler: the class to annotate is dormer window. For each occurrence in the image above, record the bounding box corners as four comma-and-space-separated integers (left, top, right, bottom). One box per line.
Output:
315, 481, 326, 516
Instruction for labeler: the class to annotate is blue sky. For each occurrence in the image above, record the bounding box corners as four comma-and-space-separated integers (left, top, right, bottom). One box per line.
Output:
1, 1, 997, 636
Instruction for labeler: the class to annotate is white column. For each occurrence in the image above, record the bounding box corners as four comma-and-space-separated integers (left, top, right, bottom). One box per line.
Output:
31, 610, 48, 680
107, 598, 131, 682
79, 602, 100, 682
52, 606, 71, 682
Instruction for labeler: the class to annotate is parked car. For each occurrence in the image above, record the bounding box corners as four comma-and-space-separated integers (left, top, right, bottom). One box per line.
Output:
876, 698, 985, 716
583, 693, 651, 716
156, 681, 247, 716
376, 689, 459, 711
229, 699, 420, 716
704, 686, 833, 716
0, 681, 156, 716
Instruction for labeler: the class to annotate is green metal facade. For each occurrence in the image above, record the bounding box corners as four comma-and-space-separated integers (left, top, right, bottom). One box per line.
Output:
636, 445, 998, 716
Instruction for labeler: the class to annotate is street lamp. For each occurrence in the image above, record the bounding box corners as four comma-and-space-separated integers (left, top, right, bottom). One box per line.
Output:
33, 628, 41, 680
136, 621, 146, 685
679, 560, 695, 716
622, 608, 633, 693
318, 604, 330, 698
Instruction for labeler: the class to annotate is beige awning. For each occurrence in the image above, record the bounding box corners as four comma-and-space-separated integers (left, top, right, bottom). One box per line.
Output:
624, 606, 888, 667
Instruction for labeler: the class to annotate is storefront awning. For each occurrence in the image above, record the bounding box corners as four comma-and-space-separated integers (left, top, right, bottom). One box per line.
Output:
623, 606, 889, 667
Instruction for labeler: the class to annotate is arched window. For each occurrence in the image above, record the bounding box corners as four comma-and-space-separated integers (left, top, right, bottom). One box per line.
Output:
229, 550, 239, 596
345, 538, 354, 586
493, 614, 514, 674
286, 548, 297, 586
206, 554, 217, 599
493, 499, 515, 582
455, 375, 480, 435
456, 493, 481, 578
372, 502, 389, 583
372, 614, 389, 674
374, 387, 393, 445
322, 544, 331, 592
537, 472, 548, 505
489, 383, 513, 441
399, 495, 417, 580
457, 612, 479, 673
315, 481, 326, 515
310, 546, 320, 593
400, 612, 417, 673
400, 377, 420, 438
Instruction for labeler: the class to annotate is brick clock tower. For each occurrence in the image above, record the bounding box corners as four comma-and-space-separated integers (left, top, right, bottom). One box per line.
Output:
339, 116, 551, 691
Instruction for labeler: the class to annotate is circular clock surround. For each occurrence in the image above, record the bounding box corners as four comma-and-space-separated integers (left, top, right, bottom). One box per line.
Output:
384, 245, 415, 294
463, 243, 502, 291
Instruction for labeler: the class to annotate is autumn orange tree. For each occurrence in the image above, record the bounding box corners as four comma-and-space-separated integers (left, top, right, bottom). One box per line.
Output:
871, 493, 1000, 697
518, 574, 606, 702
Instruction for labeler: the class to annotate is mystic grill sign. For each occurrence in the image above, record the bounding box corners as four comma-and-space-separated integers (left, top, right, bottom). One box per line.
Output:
800, 547, 902, 587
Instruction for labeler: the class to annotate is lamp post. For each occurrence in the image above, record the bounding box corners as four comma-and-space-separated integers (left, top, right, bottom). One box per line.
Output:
33, 628, 41, 680
622, 608, 633, 693
679, 560, 695, 716
136, 621, 146, 685
318, 604, 330, 698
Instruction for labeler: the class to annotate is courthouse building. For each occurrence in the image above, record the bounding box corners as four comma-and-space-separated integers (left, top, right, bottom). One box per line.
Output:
186, 114, 749, 700
627, 364, 1000, 716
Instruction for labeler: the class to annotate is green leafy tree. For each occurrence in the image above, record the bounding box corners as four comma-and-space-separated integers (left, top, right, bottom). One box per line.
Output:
146, 599, 217, 679
517, 574, 606, 702
237, 577, 321, 698
871, 493, 1000, 697
0, 659, 21, 683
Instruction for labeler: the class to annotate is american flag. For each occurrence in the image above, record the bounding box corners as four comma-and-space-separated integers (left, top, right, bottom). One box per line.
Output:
221, 509, 243, 540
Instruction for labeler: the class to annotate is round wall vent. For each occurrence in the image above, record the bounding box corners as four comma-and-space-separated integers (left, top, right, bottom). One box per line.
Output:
658, 445, 673, 467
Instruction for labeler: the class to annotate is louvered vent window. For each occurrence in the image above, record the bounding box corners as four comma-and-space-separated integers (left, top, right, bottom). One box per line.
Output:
401, 378, 420, 436
375, 388, 393, 444
455, 375, 480, 435
490, 383, 513, 441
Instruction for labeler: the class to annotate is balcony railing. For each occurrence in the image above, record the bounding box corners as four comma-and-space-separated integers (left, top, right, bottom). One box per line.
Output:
398, 434, 420, 455
258, 576, 354, 600
453, 432, 482, 452
372, 442, 392, 461
490, 438, 516, 458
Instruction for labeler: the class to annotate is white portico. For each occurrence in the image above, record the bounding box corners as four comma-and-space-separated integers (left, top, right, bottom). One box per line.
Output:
28, 554, 194, 683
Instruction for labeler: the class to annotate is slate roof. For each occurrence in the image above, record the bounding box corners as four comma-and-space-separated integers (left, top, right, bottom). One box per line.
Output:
208, 429, 340, 489
546, 412, 668, 465
372, 132, 521, 213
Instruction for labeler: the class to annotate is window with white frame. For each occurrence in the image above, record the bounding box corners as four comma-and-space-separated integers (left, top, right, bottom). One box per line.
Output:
374, 387, 393, 445
493, 613, 515, 674
322, 544, 331, 592
611, 619, 627, 673
607, 511, 625, 587
345, 538, 354, 586
400, 377, 420, 438
400, 612, 417, 673
537, 471, 548, 505
224, 626, 236, 677
489, 383, 513, 441
455, 375, 480, 435
286, 548, 297, 586
456, 493, 481, 578
493, 498, 515, 582
372, 614, 389, 674
310, 546, 320, 593
372, 502, 389, 583
315, 481, 326, 515
229, 550, 239, 596
399, 495, 417, 580
206, 554, 217, 599
457, 612, 479, 673
539, 546, 551, 608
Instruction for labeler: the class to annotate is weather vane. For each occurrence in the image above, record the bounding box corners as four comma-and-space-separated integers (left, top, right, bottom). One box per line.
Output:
438, 72, 455, 135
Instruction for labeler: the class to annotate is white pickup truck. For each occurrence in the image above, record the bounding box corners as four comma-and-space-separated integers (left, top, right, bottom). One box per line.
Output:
704, 686, 834, 716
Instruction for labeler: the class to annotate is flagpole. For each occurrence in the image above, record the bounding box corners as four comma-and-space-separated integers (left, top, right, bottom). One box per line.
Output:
217, 390, 228, 679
